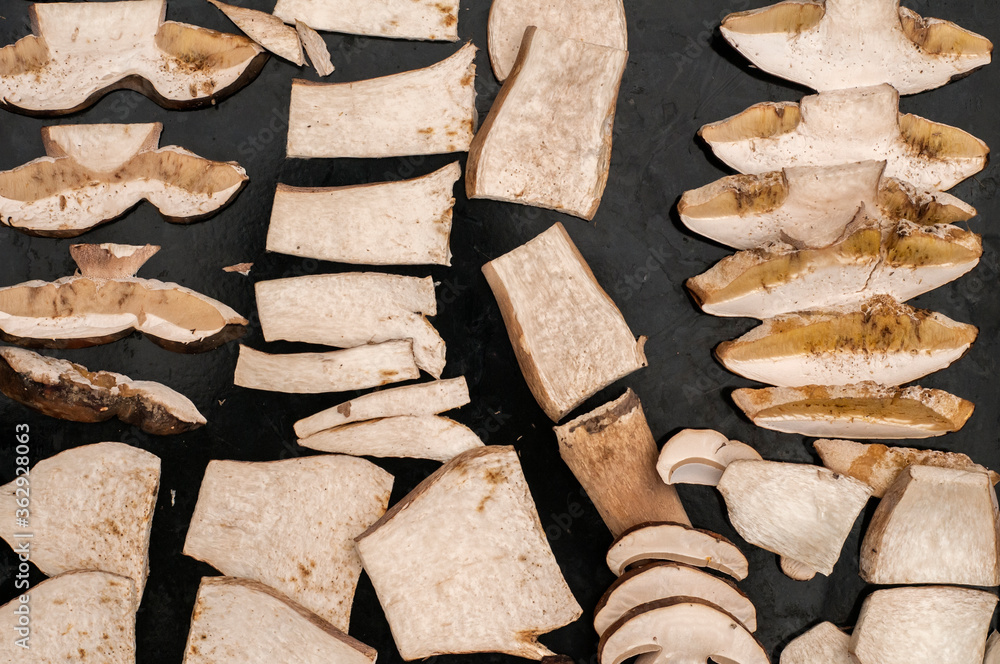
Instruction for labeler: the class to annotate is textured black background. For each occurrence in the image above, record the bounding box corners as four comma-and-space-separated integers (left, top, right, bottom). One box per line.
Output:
1, 0, 998, 661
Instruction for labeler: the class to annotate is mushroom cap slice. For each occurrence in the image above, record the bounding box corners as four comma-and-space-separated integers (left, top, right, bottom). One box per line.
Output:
298, 415, 484, 462
272, 0, 458, 41
208, 0, 305, 65
779, 622, 852, 664
656, 429, 762, 486
851, 586, 997, 664
860, 465, 1000, 586
732, 383, 974, 439
606, 522, 749, 580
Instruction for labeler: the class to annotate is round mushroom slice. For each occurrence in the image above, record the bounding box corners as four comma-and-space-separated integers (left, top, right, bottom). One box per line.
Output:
656, 429, 762, 486
606, 522, 749, 580
599, 597, 768, 664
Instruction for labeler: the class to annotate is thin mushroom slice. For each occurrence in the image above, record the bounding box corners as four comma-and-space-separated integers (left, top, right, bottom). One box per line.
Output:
986, 632, 1000, 664
700, 85, 989, 190
656, 429, 762, 486
780, 622, 852, 664
208, 0, 305, 65
606, 522, 749, 580
296, 21, 334, 76
272, 0, 458, 41
721, 0, 992, 95
298, 415, 484, 462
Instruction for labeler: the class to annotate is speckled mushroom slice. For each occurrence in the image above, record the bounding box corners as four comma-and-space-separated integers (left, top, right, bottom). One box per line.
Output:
0, 346, 205, 435
468, 27, 627, 220
732, 383, 974, 439
718, 460, 872, 580
267, 162, 460, 266
606, 523, 749, 580
233, 342, 420, 394
287, 43, 476, 158
986, 631, 1000, 664
860, 465, 1000, 586
0, 571, 136, 662
183, 455, 393, 632
272, 0, 458, 41
296, 21, 334, 76
851, 586, 997, 664
355, 446, 582, 660
207, 0, 304, 65
0, 0, 267, 116
255, 272, 445, 377
700, 85, 989, 190
299, 415, 483, 462
656, 429, 761, 487
678, 160, 976, 250
721, 0, 992, 95
182, 577, 377, 664
0, 442, 159, 602
483, 224, 647, 421
780, 622, 853, 664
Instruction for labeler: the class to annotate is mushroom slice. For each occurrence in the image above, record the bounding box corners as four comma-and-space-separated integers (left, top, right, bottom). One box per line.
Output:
467, 27, 627, 220
272, 0, 458, 41
208, 0, 305, 65
718, 460, 872, 579
700, 85, 989, 190
814, 439, 998, 497
296, 21, 334, 76
594, 562, 758, 637
355, 446, 582, 660
780, 622, 852, 664
267, 162, 460, 266
298, 415, 484, 462
483, 224, 647, 421
183, 577, 377, 664
183, 455, 393, 632
678, 161, 976, 250
0, 571, 136, 662
716, 297, 978, 387
0, 0, 266, 115
599, 598, 768, 664
860, 465, 1000, 586
732, 383, 974, 439
0, 346, 205, 435
656, 429, 762, 486
233, 342, 420, 394
287, 43, 476, 158
986, 632, 1000, 664
851, 586, 997, 664
0, 443, 159, 601
606, 522, 749, 580
720, 0, 992, 95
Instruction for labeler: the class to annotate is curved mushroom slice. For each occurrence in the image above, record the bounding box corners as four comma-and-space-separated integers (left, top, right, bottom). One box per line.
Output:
780, 622, 852, 664
0, 0, 266, 116
299, 415, 484, 462
273, 0, 458, 41
606, 522, 749, 580
208, 0, 304, 65
718, 460, 872, 579
468, 27, 628, 220
716, 297, 978, 387
183, 577, 377, 664
183, 455, 393, 632
851, 586, 997, 664
860, 465, 1000, 586
656, 429, 761, 486
267, 162, 461, 266
733, 383, 974, 439
287, 43, 476, 158
700, 85, 989, 190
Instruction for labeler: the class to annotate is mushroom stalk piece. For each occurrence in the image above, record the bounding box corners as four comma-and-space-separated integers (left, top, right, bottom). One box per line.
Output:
272, 0, 459, 41
606, 522, 749, 580
208, 0, 305, 65
296, 21, 334, 76
720, 0, 992, 95
986, 632, 1000, 664
0, 0, 267, 116
779, 622, 853, 664
298, 415, 484, 462
656, 429, 762, 486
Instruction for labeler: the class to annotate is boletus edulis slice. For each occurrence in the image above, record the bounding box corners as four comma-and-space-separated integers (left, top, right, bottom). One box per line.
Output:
779, 622, 852, 664
272, 0, 459, 41
656, 428, 761, 487
296, 21, 334, 76
207, 0, 305, 65
0, 0, 267, 116
298, 415, 484, 462
606, 522, 749, 580
987, 632, 1000, 664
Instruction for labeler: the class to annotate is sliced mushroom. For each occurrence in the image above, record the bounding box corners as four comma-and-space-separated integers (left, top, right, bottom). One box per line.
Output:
208, 0, 305, 65
296, 21, 334, 76
606, 522, 749, 580
468, 27, 628, 220
355, 446, 582, 660
656, 429, 762, 486
986, 631, 1000, 664
184, 455, 393, 632
287, 43, 476, 158
0, 0, 267, 115
223, 262, 253, 276
716, 296, 978, 386
700, 85, 989, 190
779, 622, 852, 664
272, 0, 458, 41
298, 415, 484, 462
267, 162, 460, 266
721, 0, 992, 95
733, 383, 974, 439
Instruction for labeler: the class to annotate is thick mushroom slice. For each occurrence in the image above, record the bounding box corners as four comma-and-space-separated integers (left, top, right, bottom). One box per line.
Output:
0, 442, 159, 601
0, 346, 205, 435
860, 465, 1000, 586
717, 460, 872, 580
355, 446, 582, 660
656, 429, 762, 487
851, 586, 997, 664
780, 622, 852, 664
721, 0, 992, 95
0, 0, 266, 116
208, 0, 304, 65
483, 224, 647, 421
299, 415, 484, 462
296, 22, 334, 76
0, 571, 135, 662
700, 85, 989, 190
183, 577, 377, 664
256, 272, 445, 377
606, 523, 749, 580
287, 43, 476, 158
468, 27, 628, 220
267, 162, 461, 266
716, 297, 978, 387
183, 455, 393, 632
732, 383, 974, 439
272, 0, 458, 41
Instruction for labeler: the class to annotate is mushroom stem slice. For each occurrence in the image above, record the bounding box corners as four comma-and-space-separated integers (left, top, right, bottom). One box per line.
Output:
298, 415, 484, 462
208, 0, 304, 65
986, 631, 1000, 664
606, 522, 749, 580
779, 557, 817, 581
272, 0, 459, 41
656, 428, 762, 486
295, 21, 334, 76
779, 622, 852, 664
